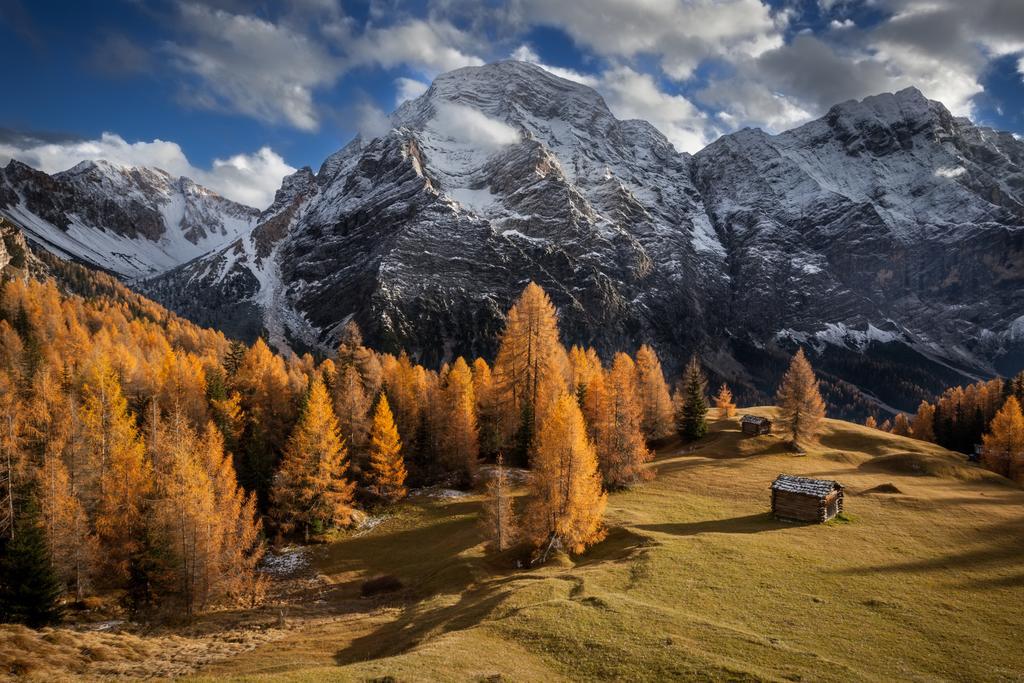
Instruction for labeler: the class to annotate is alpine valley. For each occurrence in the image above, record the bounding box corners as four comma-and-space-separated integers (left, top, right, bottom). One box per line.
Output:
3, 60, 1023, 416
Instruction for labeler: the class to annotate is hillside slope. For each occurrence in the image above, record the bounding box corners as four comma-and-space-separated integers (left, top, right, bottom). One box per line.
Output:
178, 413, 1023, 681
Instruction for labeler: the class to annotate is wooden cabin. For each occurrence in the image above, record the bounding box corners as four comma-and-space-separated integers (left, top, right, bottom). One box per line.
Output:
740, 414, 772, 436
771, 474, 844, 523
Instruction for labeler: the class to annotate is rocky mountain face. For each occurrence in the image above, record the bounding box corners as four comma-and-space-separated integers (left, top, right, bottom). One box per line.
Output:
8, 61, 1024, 414
0, 159, 259, 278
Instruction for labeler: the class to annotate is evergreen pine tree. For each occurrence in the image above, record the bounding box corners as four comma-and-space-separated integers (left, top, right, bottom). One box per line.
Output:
0, 488, 64, 627
676, 356, 708, 440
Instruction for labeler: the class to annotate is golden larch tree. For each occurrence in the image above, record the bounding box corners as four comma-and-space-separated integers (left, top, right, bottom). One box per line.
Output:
439, 357, 479, 487
271, 375, 356, 539
492, 283, 570, 466
598, 353, 652, 488
981, 396, 1024, 480
714, 383, 737, 418
913, 401, 936, 442
232, 338, 295, 500
864, 415, 878, 430
84, 360, 152, 578
38, 454, 98, 600
633, 345, 675, 440
366, 395, 407, 503
775, 348, 826, 450
472, 358, 501, 460
523, 393, 607, 559
197, 422, 266, 608
0, 370, 27, 541
334, 363, 372, 472
892, 412, 912, 437
479, 454, 517, 552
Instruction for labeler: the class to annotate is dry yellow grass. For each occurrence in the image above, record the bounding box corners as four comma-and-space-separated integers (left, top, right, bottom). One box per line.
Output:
8, 409, 1024, 681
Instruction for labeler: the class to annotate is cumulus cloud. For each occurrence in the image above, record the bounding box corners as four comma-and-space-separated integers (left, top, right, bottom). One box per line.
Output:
509, 44, 598, 86
0, 132, 293, 209
515, 0, 784, 80
428, 103, 520, 149
395, 77, 429, 106
599, 66, 714, 153
348, 20, 484, 75
166, 3, 343, 130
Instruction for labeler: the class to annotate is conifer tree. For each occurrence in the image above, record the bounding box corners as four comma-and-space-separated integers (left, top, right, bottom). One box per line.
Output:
334, 364, 371, 461
676, 356, 708, 440
85, 361, 152, 578
439, 357, 479, 487
879, 418, 893, 433
271, 375, 356, 539
981, 396, 1024, 479
492, 283, 570, 466
232, 339, 295, 502
0, 488, 63, 627
479, 454, 516, 552
597, 354, 652, 488
152, 411, 216, 618
775, 348, 826, 450
714, 383, 737, 418
864, 415, 878, 430
523, 394, 607, 559
472, 358, 501, 460
38, 455, 97, 600
366, 395, 407, 503
892, 412, 912, 437
913, 401, 936, 442
0, 370, 26, 541
198, 422, 265, 607
633, 345, 675, 440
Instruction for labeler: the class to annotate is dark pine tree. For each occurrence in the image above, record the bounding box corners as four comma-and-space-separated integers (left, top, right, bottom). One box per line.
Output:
0, 489, 64, 627
677, 355, 708, 441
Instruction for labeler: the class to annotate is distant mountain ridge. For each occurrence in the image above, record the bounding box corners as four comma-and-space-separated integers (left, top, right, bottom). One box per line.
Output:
5, 60, 1024, 415
0, 158, 259, 278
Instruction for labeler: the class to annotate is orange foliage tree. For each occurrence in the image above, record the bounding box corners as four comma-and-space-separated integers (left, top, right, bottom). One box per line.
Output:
523, 394, 607, 560
271, 375, 356, 539
366, 395, 407, 503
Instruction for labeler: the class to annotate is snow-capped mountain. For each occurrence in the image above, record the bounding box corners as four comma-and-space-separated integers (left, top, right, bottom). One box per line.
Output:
12, 60, 1024, 412
0, 159, 259, 278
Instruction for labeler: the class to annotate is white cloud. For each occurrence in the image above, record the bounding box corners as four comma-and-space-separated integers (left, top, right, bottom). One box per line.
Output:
428, 103, 520, 149
516, 0, 784, 80
934, 166, 967, 178
166, 3, 343, 131
0, 132, 293, 209
395, 77, 429, 106
509, 44, 598, 86
598, 66, 714, 153
829, 19, 855, 30
348, 20, 484, 75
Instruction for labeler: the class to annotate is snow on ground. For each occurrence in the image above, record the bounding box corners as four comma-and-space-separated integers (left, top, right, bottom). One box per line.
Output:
260, 546, 310, 576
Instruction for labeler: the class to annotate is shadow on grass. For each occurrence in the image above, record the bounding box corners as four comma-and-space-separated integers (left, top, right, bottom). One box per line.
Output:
830, 518, 1024, 588
637, 512, 802, 536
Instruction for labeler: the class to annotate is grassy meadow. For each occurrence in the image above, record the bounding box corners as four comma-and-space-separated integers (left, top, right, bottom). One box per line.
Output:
5, 409, 1024, 681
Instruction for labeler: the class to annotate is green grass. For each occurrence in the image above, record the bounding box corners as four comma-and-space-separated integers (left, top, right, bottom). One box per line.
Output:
187, 409, 1024, 681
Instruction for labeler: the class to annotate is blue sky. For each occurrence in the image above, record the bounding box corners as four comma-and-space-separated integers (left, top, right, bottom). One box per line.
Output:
2, 0, 1023, 208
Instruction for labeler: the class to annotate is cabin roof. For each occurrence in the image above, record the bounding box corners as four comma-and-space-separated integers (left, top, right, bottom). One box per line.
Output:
741, 414, 771, 425
771, 474, 842, 498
